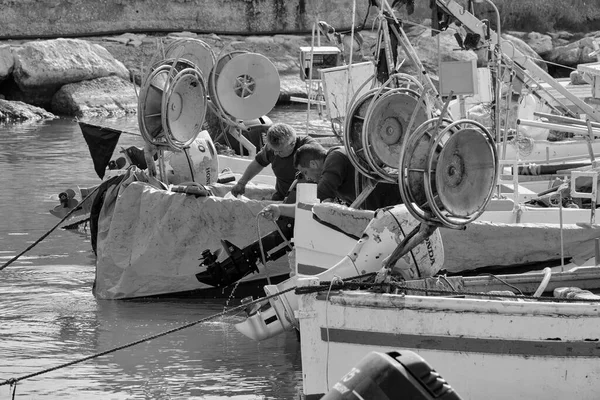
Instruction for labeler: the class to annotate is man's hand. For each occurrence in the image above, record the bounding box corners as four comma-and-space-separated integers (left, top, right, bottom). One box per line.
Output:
231, 181, 246, 197
259, 204, 281, 221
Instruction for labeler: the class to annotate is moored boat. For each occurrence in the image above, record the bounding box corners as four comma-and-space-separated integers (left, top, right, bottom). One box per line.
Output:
226, 2, 600, 398
295, 269, 600, 399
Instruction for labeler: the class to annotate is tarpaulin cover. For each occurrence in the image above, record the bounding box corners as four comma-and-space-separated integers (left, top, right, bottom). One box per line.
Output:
93, 169, 290, 299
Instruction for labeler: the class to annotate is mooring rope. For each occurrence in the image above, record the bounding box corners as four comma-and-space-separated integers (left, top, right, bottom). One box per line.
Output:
0, 286, 296, 390
0, 185, 101, 272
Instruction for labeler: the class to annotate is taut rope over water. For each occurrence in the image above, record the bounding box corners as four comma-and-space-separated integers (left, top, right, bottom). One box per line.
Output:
0, 286, 296, 391
0, 185, 101, 272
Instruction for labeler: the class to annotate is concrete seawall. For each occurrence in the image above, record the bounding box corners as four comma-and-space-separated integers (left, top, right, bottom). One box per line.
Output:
0, 0, 371, 39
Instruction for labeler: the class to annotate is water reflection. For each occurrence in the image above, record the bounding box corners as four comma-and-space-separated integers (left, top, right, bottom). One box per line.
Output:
0, 107, 320, 399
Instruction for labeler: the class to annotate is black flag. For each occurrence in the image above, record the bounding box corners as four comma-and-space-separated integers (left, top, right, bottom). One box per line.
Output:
79, 121, 122, 179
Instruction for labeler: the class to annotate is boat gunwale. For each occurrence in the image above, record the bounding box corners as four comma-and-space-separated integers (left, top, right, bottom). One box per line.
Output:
311, 290, 600, 317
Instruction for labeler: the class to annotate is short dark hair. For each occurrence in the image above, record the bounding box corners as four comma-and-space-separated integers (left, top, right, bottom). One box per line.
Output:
293, 142, 327, 168
266, 123, 296, 147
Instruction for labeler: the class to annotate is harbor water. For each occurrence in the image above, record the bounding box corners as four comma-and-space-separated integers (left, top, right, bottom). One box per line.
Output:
0, 106, 332, 399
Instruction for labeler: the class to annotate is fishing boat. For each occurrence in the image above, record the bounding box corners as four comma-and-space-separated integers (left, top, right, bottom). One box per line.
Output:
48, 38, 304, 299
225, 1, 600, 398
54, 0, 600, 301
193, 0, 600, 290
295, 267, 600, 399
228, 184, 600, 399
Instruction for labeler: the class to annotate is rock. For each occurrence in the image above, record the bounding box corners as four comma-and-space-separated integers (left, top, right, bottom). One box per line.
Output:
402, 25, 478, 76
578, 37, 600, 64
278, 74, 307, 102
494, 34, 547, 72
525, 32, 553, 56
10, 38, 130, 107
13, 38, 129, 88
548, 31, 576, 41
51, 75, 138, 117
245, 36, 276, 45
167, 32, 199, 39
0, 45, 14, 82
546, 37, 598, 67
570, 70, 588, 85
0, 99, 56, 122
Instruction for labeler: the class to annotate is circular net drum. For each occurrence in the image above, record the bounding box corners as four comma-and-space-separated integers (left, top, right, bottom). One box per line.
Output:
363, 87, 429, 182
399, 118, 498, 229
164, 38, 216, 81
137, 58, 207, 151
344, 88, 384, 180
209, 50, 248, 115
210, 52, 280, 121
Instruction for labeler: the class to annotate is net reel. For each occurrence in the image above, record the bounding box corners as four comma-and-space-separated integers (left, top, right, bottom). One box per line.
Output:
344, 73, 430, 183
362, 87, 429, 183
399, 118, 498, 230
138, 58, 208, 151
209, 51, 280, 122
209, 50, 248, 121
164, 38, 216, 82
344, 88, 386, 181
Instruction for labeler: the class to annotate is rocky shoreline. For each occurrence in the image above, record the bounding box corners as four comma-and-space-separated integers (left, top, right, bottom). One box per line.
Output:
0, 25, 599, 123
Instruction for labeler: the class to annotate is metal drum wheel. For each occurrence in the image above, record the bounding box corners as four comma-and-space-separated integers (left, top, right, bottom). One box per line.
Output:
209, 50, 248, 116
425, 119, 498, 228
161, 67, 208, 150
210, 52, 280, 121
343, 88, 384, 180
164, 38, 216, 81
362, 87, 429, 183
398, 117, 456, 224
137, 58, 206, 150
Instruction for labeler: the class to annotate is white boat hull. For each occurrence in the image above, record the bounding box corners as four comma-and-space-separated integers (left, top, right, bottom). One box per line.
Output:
295, 201, 600, 275
297, 284, 600, 399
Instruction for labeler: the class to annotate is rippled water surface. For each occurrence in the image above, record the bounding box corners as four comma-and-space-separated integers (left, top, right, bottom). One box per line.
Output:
0, 107, 328, 399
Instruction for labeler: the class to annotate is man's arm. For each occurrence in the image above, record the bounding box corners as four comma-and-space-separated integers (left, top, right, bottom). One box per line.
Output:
231, 160, 265, 196
259, 203, 295, 220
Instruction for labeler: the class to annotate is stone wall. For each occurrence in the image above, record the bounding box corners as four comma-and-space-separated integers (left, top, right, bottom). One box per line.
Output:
0, 0, 370, 39
1, 0, 597, 40
408, 0, 600, 33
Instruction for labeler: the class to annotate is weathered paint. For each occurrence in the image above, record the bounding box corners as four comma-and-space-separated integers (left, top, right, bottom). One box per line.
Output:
298, 286, 600, 399
0, 0, 371, 39
320, 328, 600, 357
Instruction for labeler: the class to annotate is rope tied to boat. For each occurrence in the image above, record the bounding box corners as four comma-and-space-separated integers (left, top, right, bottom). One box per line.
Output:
0, 286, 296, 390
0, 185, 101, 272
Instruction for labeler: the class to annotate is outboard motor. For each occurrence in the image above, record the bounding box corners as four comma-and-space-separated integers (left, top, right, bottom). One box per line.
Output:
195, 217, 295, 287
235, 203, 444, 341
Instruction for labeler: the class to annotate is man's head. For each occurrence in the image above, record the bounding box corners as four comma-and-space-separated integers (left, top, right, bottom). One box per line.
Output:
293, 143, 327, 182
266, 123, 297, 158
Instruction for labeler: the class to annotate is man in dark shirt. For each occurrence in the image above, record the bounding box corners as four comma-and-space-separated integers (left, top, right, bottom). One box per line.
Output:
259, 142, 403, 220
295, 142, 402, 209
294, 143, 356, 205
231, 123, 315, 201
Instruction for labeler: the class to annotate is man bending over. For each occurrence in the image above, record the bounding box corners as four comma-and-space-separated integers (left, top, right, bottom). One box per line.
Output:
231, 123, 315, 201
260, 142, 402, 220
